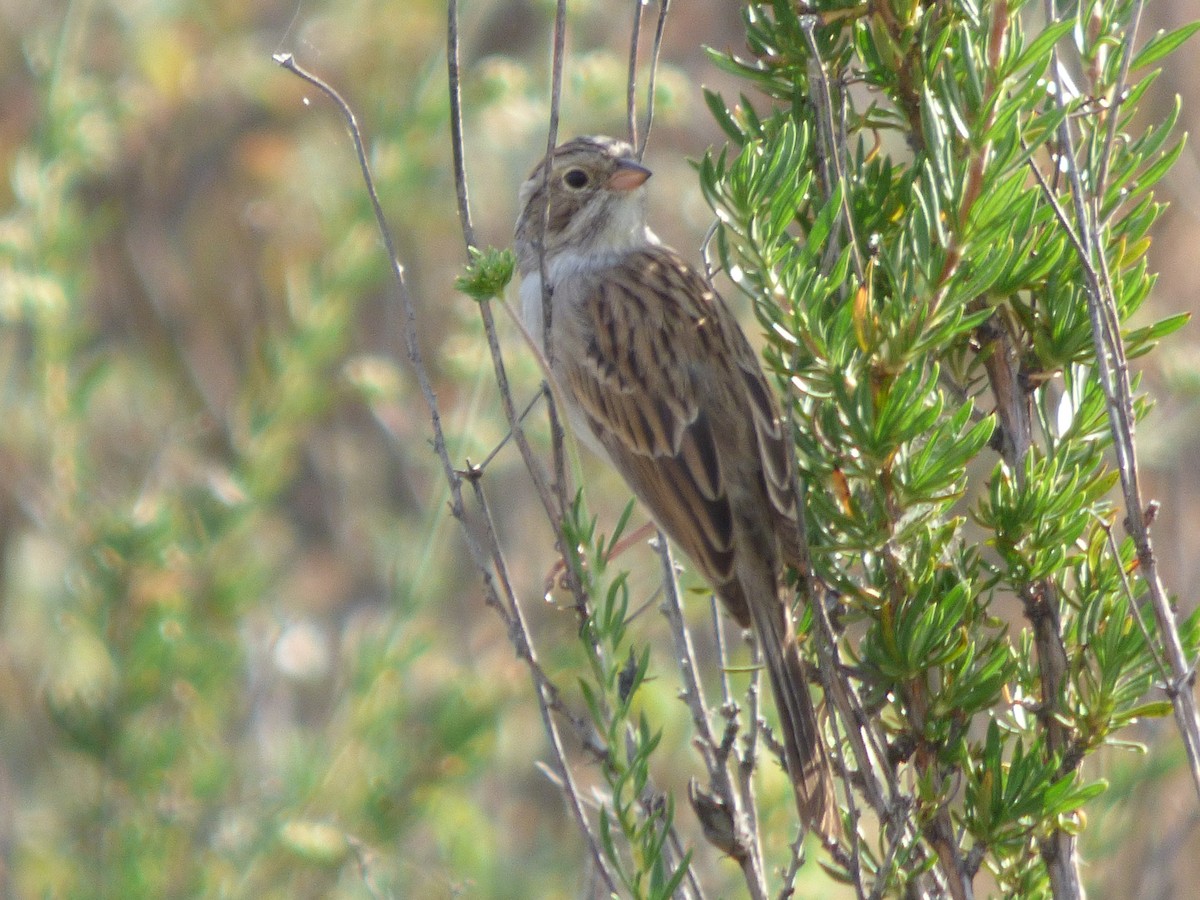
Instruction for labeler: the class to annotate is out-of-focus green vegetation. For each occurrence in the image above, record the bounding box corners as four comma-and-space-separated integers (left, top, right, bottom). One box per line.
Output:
0, 1, 670, 895
2, 0, 1200, 897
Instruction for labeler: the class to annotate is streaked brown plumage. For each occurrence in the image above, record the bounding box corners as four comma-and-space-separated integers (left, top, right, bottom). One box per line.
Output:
515, 135, 839, 840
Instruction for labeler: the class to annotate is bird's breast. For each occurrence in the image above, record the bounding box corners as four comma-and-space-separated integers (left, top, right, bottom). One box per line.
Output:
519, 272, 548, 349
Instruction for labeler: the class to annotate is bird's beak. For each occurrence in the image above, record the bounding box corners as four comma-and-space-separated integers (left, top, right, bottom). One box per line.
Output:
607, 159, 652, 192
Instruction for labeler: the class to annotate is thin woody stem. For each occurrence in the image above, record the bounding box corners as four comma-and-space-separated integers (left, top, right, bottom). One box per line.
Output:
639, 0, 671, 160
625, 0, 644, 152
657, 538, 768, 894
271, 52, 619, 894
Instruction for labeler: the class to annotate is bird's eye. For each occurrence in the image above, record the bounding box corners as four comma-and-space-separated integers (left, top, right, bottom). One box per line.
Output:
563, 168, 589, 189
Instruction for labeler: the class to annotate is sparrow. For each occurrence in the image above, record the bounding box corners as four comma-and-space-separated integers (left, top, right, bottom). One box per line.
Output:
514, 135, 838, 840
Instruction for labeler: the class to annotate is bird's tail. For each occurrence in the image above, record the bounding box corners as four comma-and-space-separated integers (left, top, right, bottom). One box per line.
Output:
745, 575, 841, 842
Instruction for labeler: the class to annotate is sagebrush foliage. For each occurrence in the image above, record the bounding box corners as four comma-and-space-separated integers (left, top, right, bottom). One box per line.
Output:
687, 0, 1199, 894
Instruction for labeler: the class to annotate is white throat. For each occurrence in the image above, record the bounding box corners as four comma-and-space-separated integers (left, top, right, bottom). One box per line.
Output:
520, 224, 660, 347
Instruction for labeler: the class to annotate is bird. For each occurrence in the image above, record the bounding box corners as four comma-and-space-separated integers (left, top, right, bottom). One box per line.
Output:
514, 135, 839, 841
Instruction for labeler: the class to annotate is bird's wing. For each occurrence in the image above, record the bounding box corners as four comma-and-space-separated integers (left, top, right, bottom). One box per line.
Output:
561, 245, 838, 838
559, 245, 795, 616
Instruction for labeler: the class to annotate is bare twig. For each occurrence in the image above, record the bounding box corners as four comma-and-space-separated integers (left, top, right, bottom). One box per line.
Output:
446, 1, 474, 249
470, 473, 611, 751
625, 0, 644, 152
639, 0, 671, 160
657, 536, 769, 895
273, 50, 620, 895
709, 599, 766, 875
779, 828, 807, 898
621, 0, 673, 161
1097, 514, 1170, 676
531, 1, 599, 631
537, 0, 568, 364
712, 597, 735, 707
449, 0, 624, 876
273, 55, 455, 523
446, 2, 560, 525
798, 14, 864, 282
475, 391, 544, 474
1093, 0, 1147, 201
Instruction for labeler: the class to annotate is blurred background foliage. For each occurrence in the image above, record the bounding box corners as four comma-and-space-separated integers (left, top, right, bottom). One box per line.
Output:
1, 0, 1199, 897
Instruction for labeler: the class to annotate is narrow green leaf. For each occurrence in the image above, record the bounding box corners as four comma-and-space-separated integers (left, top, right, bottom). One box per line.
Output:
1124, 312, 1190, 347
1120, 700, 1174, 721
1132, 136, 1187, 198
703, 87, 745, 145
653, 851, 693, 900
1130, 22, 1200, 72
605, 499, 638, 558
1007, 19, 1075, 76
